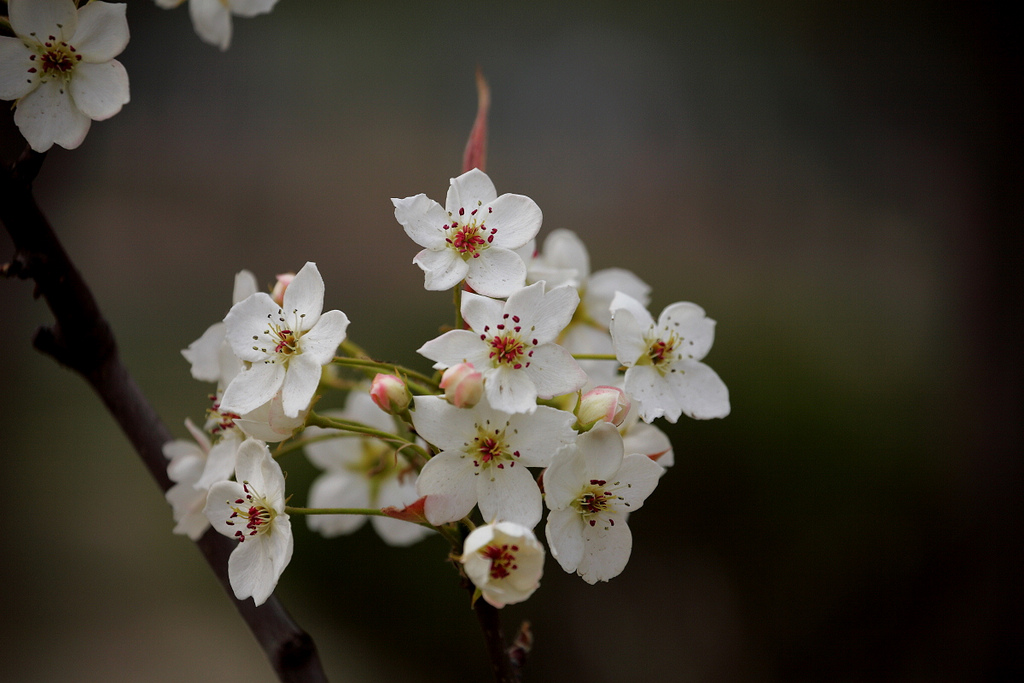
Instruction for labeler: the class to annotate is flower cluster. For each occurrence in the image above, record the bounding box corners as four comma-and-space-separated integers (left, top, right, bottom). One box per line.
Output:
167, 168, 729, 607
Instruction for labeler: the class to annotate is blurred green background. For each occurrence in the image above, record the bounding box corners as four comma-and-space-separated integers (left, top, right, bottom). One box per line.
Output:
2, 1, 1020, 681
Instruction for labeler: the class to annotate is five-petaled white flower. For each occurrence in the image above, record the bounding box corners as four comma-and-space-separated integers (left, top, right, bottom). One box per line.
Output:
418, 281, 587, 414
154, 0, 279, 51
609, 292, 730, 423
412, 395, 576, 528
544, 422, 662, 584
461, 521, 544, 608
204, 438, 292, 606
304, 391, 430, 547
392, 169, 542, 298
0, 0, 130, 152
220, 261, 350, 419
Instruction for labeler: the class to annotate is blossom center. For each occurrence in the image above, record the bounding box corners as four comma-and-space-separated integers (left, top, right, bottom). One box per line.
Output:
252, 308, 308, 364
207, 395, 241, 436
573, 479, 624, 527
468, 426, 520, 472
480, 542, 521, 580
481, 314, 538, 370
444, 205, 496, 259
28, 35, 82, 82
640, 329, 681, 372
225, 482, 277, 542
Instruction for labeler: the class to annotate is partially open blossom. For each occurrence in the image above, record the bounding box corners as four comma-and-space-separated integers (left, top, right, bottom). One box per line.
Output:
370, 373, 411, 415
576, 386, 630, 429
440, 363, 483, 408
270, 272, 294, 307
204, 438, 292, 606
181, 270, 258, 388
461, 521, 544, 608
392, 169, 542, 298
154, 0, 280, 51
220, 261, 349, 418
0, 0, 130, 152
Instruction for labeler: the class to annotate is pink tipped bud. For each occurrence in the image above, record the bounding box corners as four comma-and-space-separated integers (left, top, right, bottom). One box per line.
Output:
370, 374, 411, 414
271, 273, 296, 307
440, 363, 484, 408
577, 386, 631, 429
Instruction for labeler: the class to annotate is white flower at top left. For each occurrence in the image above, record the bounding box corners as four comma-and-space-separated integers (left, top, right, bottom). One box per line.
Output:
0, 0, 130, 152
220, 262, 350, 418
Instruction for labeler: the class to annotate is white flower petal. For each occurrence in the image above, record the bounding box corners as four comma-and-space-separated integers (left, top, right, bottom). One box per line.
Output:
460, 291, 503, 333
578, 422, 625, 481
0, 38, 39, 100
524, 343, 587, 399
306, 472, 369, 537
529, 284, 579, 344
392, 194, 449, 249
196, 435, 241, 490
417, 451, 478, 525
418, 329, 491, 369
298, 309, 349, 365
586, 267, 651, 328
189, 0, 232, 50
545, 508, 585, 573
476, 465, 542, 529
668, 360, 731, 420
223, 292, 280, 362
410, 396, 481, 452
623, 365, 677, 422
484, 365, 537, 414
614, 453, 663, 509
464, 247, 527, 299
74, 1, 129, 62
505, 406, 576, 467
609, 306, 648, 367
660, 302, 716, 362
610, 291, 656, 330
181, 322, 227, 383
577, 522, 632, 584
9, 0, 78, 41
280, 354, 321, 417
282, 262, 324, 332
445, 168, 497, 211
69, 59, 129, 120
232, 270, 259, 304
204, 480, 247, 536
228, 0, 280, 18
14, 78, 90, 152
220, 361, 286, 416
482, 194, 543, 250
414, 247, 468, 291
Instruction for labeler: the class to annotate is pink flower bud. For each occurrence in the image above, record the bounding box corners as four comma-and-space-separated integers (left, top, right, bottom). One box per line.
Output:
370, 374, 411, 414
440, 363, 484, 408
271, 273, 296, 307
577, 386, 630, 428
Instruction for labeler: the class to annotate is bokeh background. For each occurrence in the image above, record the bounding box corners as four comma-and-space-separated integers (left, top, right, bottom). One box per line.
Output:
2, 1, 1020, 681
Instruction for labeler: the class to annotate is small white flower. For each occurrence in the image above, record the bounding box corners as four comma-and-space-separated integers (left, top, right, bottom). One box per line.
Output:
544, 423, 662, 584
204, 438, 293, 606
220, 261, 349, 418
0, 0, 130, 152
304, 391, 429, 547
610, 292, 730, 422
154, 0, 279, 51
182, 269, 258, 388
392, 169, 542, 298
418, 282, 587, 414
461, 521, 544, 608
412, 395, 577, 528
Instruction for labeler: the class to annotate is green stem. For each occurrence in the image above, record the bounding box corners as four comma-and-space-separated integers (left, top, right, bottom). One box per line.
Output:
453, 284, 464, 329
306, 412, 430, 461
285, 506, 388, 517
571, 353, 619, 361
331, 356, 438, 393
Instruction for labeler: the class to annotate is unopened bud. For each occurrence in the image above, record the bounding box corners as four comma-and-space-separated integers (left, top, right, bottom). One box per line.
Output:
440, 363, 484, 408
271, 273, 295, 307
576, 386, 630, 429
370, 374, 411, 414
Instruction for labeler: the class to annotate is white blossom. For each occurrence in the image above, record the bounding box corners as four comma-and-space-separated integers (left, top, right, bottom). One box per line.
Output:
204, 438, 292, 606
418, 282, 587, 414
0, 0, 130, 152
163, 419, 213, 540
609, 292, 730, 422
544, 423, 662, 584
393, 169, 542, 298
182, 269, 258, 388
220, 261, 349, 418
461, 521, 544, 608
412, 395, 576, 528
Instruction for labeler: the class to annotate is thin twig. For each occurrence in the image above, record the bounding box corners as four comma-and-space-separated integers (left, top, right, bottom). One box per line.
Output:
0, 147, 328, 683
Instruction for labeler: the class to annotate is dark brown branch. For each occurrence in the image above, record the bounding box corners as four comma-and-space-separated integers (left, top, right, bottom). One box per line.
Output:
0, 147, 328, 683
